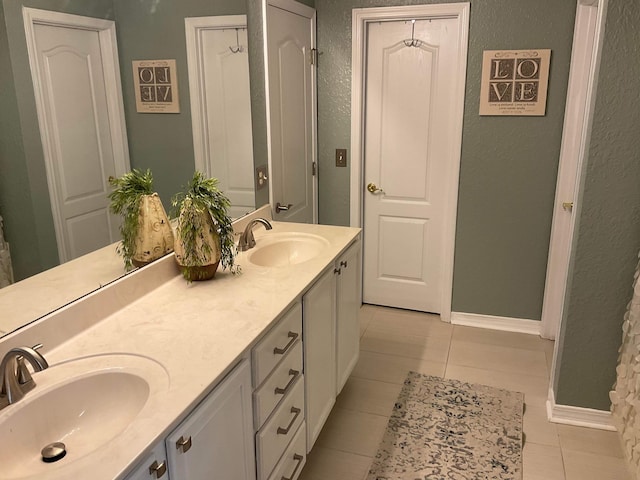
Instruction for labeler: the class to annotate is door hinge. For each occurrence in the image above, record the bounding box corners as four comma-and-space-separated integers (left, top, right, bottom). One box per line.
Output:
310, 48, 318, 66
312, 161, 317, 176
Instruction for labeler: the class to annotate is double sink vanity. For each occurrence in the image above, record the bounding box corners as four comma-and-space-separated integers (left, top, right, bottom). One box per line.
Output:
0, 207, 362, 480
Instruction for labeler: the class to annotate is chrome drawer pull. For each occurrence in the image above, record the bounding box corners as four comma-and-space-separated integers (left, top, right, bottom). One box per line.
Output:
148, 460, 167, 478
273, 331, 298, 355
277, 406, 301, 435
281, 454, 304, 480
176, 435, 192, 453
275, 369, 300, 395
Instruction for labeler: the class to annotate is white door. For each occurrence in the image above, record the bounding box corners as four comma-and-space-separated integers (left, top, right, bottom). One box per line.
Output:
186, 17, 255, 219
541, 1, 605, 340
24, 9, 129, 264
265, 0, 317, 223
362, 18, 465, 314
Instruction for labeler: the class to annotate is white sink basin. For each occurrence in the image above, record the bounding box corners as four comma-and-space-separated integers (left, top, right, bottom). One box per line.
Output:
0, 354, 169, 480
248, 232, 330, 267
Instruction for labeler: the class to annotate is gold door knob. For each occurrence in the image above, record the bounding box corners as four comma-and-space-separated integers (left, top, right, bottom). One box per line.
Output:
367, 183, 384, 194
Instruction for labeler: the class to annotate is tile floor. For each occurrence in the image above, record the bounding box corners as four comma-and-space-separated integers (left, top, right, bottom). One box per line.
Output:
298, 304, 632, 480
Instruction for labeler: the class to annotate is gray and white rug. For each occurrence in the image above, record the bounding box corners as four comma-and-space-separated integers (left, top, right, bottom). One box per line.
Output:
367, 372, 524, 480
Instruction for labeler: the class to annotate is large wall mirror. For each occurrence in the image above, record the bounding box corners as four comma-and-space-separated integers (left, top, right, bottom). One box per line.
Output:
0, 0, 270, 338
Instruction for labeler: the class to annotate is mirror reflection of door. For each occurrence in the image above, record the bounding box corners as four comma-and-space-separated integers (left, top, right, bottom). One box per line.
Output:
265, 0, 317, 224
23, 8, 130, 263
186, 16, 256, 220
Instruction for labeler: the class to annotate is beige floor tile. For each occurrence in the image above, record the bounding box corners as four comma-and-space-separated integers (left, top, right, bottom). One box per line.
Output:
366, 308, 452, 339
452, 325, 551, 352
298, 446, 372, 480
523, 442, 565, 480
562, 449, 632, 480
557, 424, 624, 458
315, 407, 388, 457
360, 328, 450, 363
448, 340, 549, 378
352, 350, 446, 384
359, 305, 376, 337
445, 364, 549, 407
523, 404, 559, 447
335, 376, 402, 417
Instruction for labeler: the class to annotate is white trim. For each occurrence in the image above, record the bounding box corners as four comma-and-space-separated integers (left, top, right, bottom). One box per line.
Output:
22, 7, 130, 263
546, 388, 615, 431
450, 312, 541, 335
350, 3, 469, 323
540, 0, 607, 341
185, 15, 248, 177
263, 0, 318, 222
547, 0, 608, 398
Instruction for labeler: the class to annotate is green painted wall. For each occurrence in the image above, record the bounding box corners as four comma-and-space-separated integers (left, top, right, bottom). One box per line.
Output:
0, 0, 115, 280
113, 0, 247, 208
553, 0, 640, 410
315, 0, 575, 321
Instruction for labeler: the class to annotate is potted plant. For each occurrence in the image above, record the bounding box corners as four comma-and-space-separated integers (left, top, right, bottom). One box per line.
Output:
108, 169, 174, 270
172, 171, 239, 281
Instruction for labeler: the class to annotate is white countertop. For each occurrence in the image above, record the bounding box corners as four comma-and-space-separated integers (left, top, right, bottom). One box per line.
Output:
0, 219, 360, 480
0, 244, 126, 335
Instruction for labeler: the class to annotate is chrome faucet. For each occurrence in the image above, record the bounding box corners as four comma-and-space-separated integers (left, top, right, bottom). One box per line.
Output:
0, 345, 48, 410
238, 218, 273, 252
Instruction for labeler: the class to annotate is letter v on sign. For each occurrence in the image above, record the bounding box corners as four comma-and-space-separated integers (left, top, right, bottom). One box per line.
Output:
490, 82, 511, 101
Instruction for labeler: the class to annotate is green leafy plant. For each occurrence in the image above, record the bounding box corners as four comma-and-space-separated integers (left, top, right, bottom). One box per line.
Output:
108, 169, 154, 270
172, 172, 239, 278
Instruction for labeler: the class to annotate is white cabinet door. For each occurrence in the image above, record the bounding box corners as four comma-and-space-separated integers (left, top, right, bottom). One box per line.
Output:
303, 267, 336, 451
166, 360, 255, 480
123, 443, 169, 480
336, 239, 362, 394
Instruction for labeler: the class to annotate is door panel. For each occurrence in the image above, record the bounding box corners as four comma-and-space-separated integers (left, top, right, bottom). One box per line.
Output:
200, 26, 255, 218
266, 3, 316, 223
32, 21, 123, 261
363, 19, 460, 313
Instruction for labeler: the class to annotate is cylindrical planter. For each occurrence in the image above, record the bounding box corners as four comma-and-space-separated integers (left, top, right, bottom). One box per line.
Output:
174, 204, 222, 281
132, 193, 175, 267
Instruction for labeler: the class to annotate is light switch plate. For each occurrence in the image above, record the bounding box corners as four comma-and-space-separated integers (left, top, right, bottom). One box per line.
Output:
336, 149, 347, 167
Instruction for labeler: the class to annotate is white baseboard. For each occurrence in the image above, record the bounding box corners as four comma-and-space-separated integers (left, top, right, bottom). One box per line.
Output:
450, 312, 541, 335
546, 388, 616, 431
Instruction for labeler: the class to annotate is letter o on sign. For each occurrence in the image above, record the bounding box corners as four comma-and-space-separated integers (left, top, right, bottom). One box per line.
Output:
517, 59, 539, 79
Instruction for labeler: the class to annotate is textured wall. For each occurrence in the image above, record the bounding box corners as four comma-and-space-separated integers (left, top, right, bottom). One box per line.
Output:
0, 0, 115, 280
315, 0, 575, 320
554, 0, 640, 410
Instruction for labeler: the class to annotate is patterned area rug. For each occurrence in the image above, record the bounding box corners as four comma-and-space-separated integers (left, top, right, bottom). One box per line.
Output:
367, 372, 524, 480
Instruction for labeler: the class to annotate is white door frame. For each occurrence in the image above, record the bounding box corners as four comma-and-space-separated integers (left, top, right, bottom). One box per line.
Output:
185, 14, 249, 175
350, 4, 469, 322
541, 0, 608, 341
23, 7, 130, 263
262, 0, 318, 222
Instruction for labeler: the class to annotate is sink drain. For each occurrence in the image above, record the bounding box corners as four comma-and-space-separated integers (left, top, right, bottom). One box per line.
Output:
41, 442, 66, 463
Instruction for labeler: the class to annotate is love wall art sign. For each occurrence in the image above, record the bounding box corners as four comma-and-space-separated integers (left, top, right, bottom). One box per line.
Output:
479, 49, 551, 116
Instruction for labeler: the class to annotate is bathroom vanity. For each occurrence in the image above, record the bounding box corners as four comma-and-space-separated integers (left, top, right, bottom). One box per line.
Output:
0, 210, 361, 480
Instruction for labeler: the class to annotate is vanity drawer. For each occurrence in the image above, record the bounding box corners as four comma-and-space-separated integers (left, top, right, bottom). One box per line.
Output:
253, 302, 302, 387
254, 339, 303, 429
256, 374, 305, 480
267, 422, 306, 480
